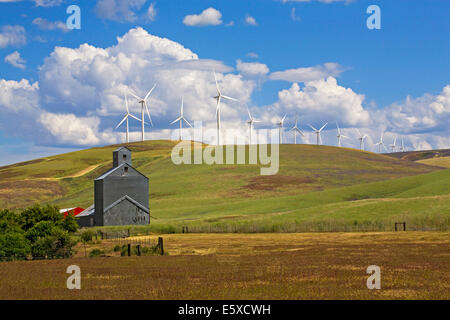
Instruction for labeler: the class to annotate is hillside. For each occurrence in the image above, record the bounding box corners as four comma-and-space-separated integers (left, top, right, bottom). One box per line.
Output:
0, 140, 448, 232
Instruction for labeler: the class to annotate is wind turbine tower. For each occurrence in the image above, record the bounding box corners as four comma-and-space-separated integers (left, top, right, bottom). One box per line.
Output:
115, 92, 142, 143
374, 131, 388, 153
277, 114, 287, 144
170, 96, 192, 140
335, 121, 348, 147
290, 117, 305, 144
390, 137, 397, 153
356, 128, 368, 151
246, 106, 261, 145
213, 72, 239, 145
308, 122, 328, 145
129, 84, 157, 142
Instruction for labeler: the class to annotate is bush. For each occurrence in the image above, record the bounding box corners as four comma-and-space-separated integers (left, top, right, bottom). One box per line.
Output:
0, 204, 79, 261
80, 230, 95, 244
30, 227, 76, 260
61, 212, 78, 233
0, 230, 30, 261
89, 249, 105, 258
25, 221, 55, 243
19, 204, 78, 233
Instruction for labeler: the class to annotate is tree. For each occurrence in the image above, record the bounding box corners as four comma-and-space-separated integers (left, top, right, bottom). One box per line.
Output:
30, 227, 76, 260
0, 230, 30, 261
80, 230, 95, 257
19, 204, 62, 231
60, 212, 78, 233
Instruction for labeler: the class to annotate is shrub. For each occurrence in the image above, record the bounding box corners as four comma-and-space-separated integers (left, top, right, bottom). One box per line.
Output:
80, 230, 95, 244
0, 230, 30, 261
25, 221, 54, 242
89, 249, 105, 258
61, 212, 78, 233
20, 204, 62, 231
30, 227, 76, 260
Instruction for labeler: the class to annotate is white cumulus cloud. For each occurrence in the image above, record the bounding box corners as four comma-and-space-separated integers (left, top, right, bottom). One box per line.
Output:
269, 63, 344, 82
4, 51, 26, 69
0, 25, 26, 48
236, 60, 269, 78
32, 17, 69, 32
183, 7, 223, 26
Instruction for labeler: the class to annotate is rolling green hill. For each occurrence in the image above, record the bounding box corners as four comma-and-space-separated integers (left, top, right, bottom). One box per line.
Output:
0, 140, 448, 232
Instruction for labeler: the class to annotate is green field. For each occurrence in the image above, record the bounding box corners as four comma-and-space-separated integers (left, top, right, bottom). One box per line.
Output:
0, 140, 448, 232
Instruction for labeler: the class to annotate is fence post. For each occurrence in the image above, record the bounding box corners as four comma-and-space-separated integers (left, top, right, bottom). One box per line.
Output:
395, 223, 398, 232
158, 237, 164, 256
137, 245, 141, 256
127, 244, 131, 256
403, 222, 406, 231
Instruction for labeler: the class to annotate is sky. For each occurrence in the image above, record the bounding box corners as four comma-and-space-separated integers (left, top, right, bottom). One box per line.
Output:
0, 0, 449, 165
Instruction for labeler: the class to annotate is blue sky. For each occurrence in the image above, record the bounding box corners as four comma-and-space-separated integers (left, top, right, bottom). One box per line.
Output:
0, 0, 449, 165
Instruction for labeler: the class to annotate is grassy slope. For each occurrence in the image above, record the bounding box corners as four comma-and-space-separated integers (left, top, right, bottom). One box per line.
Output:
417, 156, 450, 168
0, 140, 448, 231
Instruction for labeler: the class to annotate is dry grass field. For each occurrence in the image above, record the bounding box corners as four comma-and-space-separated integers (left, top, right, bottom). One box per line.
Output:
417, 156, 450, 168
1, 232, 449, 300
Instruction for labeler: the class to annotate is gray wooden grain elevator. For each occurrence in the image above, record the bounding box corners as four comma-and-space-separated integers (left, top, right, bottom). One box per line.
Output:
77, 147, 150, 227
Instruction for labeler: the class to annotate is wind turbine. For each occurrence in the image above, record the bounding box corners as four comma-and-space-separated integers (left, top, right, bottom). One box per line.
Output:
246, 106, 261, 145
308, 122, 328, 145
115, 92, 142, 143
290, 117, 304, 144
400, 138, 406, 152
356, 128, 368, 151
277, 114, 287, 144
129, 84, 157, 142
213, 72, 239, 145
390, 137, 397, 153
374, 131, 388, 153
335, 121, 349, 147
170, 96, 192, 141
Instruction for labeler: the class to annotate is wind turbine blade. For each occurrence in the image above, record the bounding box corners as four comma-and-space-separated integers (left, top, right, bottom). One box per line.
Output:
297, 129, 305, 137
355, 128, 362, 137
144, 101, 153, 127
144, 84, 157, 101
181, 96, 184, 117
170, 116, 182, 125
115, 115, 128, 129
246, 105, 252, 120
214, 71, 221, 95
281, 114, 287, 123
308, 124, 318, 132
129, 114, 142, 122
125, 92, 129, 113
183, 117, 193, 128
319, 122, 328, 132
336, 121, 341, 134
128, 91, 142, 101
222, 95, 240, 102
